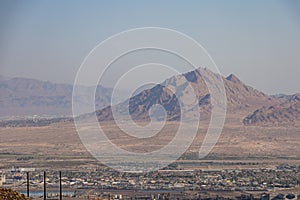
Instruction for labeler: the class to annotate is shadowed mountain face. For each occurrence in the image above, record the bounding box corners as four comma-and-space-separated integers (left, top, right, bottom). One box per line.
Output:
96, 84, 181, 122
0, 77, 112, 118
95, 68, 282, 124
244, 94, 300, 126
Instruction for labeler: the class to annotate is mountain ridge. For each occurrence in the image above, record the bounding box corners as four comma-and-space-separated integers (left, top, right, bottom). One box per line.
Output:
1, 68, 298, 127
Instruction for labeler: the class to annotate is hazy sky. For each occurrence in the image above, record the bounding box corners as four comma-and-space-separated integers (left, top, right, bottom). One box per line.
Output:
0, 0, 299, 94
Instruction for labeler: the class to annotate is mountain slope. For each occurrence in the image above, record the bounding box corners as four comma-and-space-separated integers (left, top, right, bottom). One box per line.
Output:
243, 94, 300, 126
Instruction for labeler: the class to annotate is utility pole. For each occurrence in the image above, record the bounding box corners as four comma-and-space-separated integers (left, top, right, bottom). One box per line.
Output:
59, 171, 62, 200
44, 171, 46, 200
26, 171, 30, 198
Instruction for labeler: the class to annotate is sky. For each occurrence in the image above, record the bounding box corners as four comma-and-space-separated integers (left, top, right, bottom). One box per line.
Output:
0, 0, 299, 95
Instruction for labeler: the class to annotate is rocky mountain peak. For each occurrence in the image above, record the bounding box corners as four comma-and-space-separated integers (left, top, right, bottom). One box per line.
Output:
226, 74, 241, 84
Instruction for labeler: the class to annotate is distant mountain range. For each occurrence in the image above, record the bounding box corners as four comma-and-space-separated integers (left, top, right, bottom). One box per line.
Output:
0, 75, 112, 118
0, 68, 299, 126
